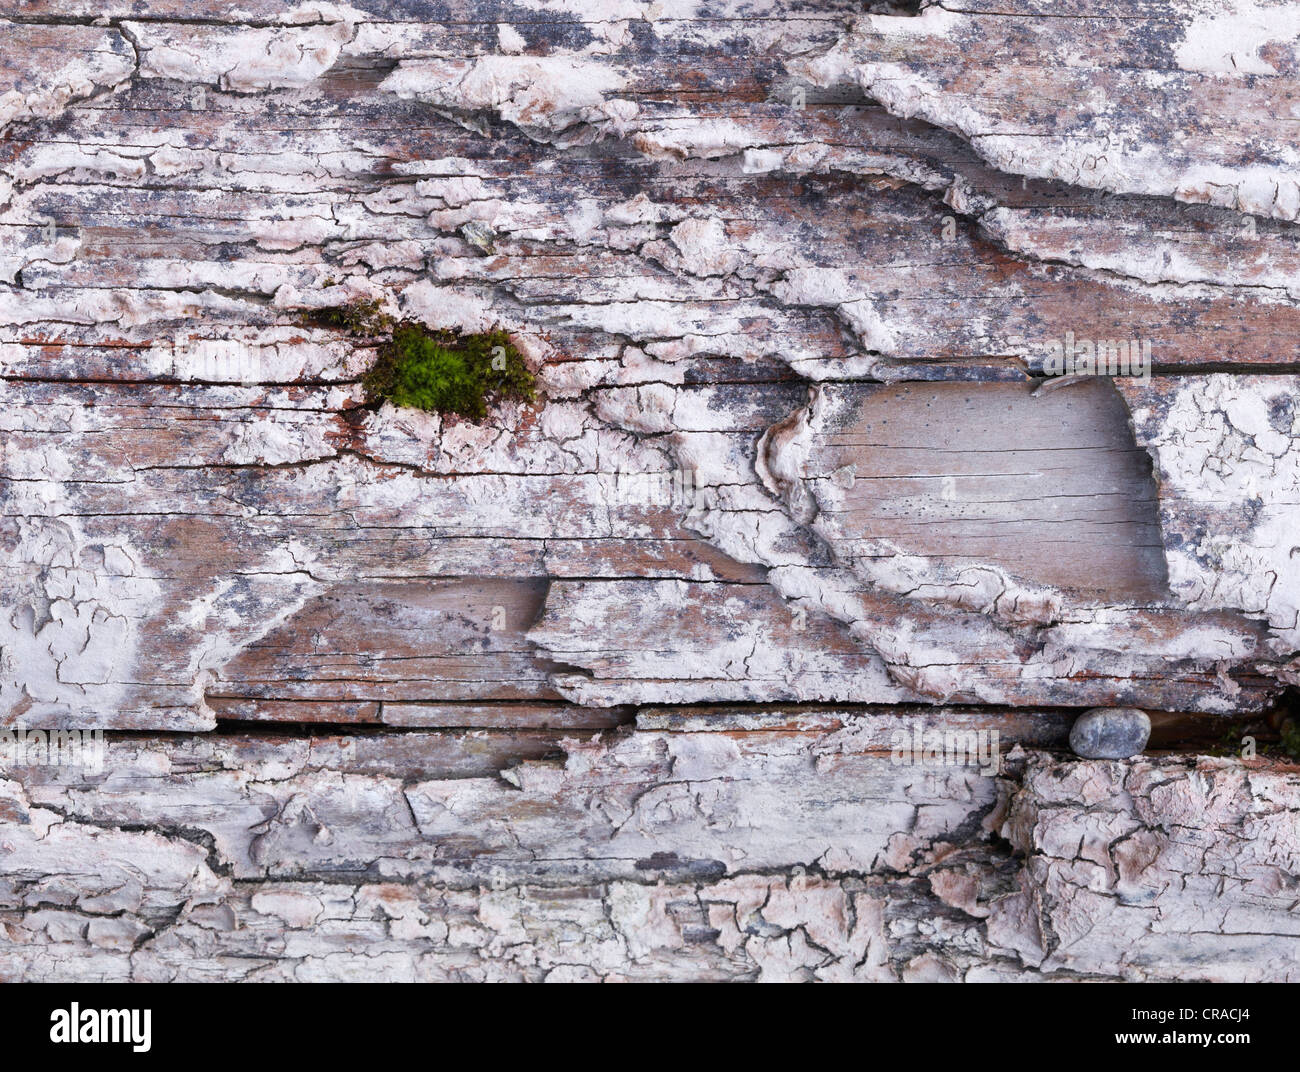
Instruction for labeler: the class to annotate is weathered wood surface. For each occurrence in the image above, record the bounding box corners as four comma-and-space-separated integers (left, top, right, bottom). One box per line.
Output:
2, 0, 1300, 981
3, 724, 1298, 981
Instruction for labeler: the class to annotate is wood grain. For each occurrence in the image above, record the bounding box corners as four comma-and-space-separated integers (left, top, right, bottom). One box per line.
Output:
2, 0, 1298, 982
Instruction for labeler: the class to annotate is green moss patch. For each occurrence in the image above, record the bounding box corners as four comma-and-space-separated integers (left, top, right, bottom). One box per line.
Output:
311, 299, 536, 419
311, 296, 389, 334
366, 323, 535, 420
1281, 718, 1300, 763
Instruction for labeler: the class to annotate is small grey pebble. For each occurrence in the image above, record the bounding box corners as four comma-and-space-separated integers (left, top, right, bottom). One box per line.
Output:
1069, 707, 1151, 759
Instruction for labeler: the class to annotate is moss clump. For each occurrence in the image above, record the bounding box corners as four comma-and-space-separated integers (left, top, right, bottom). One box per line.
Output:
1281, 719, 1300, 763
1205, 714, 1300, 763
309, 297, 391, 335
308, 298, 537, 419
364, 321, 535, 420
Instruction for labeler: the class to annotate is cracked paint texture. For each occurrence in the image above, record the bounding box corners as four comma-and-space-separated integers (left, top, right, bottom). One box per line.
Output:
2, 0, 1299, 981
